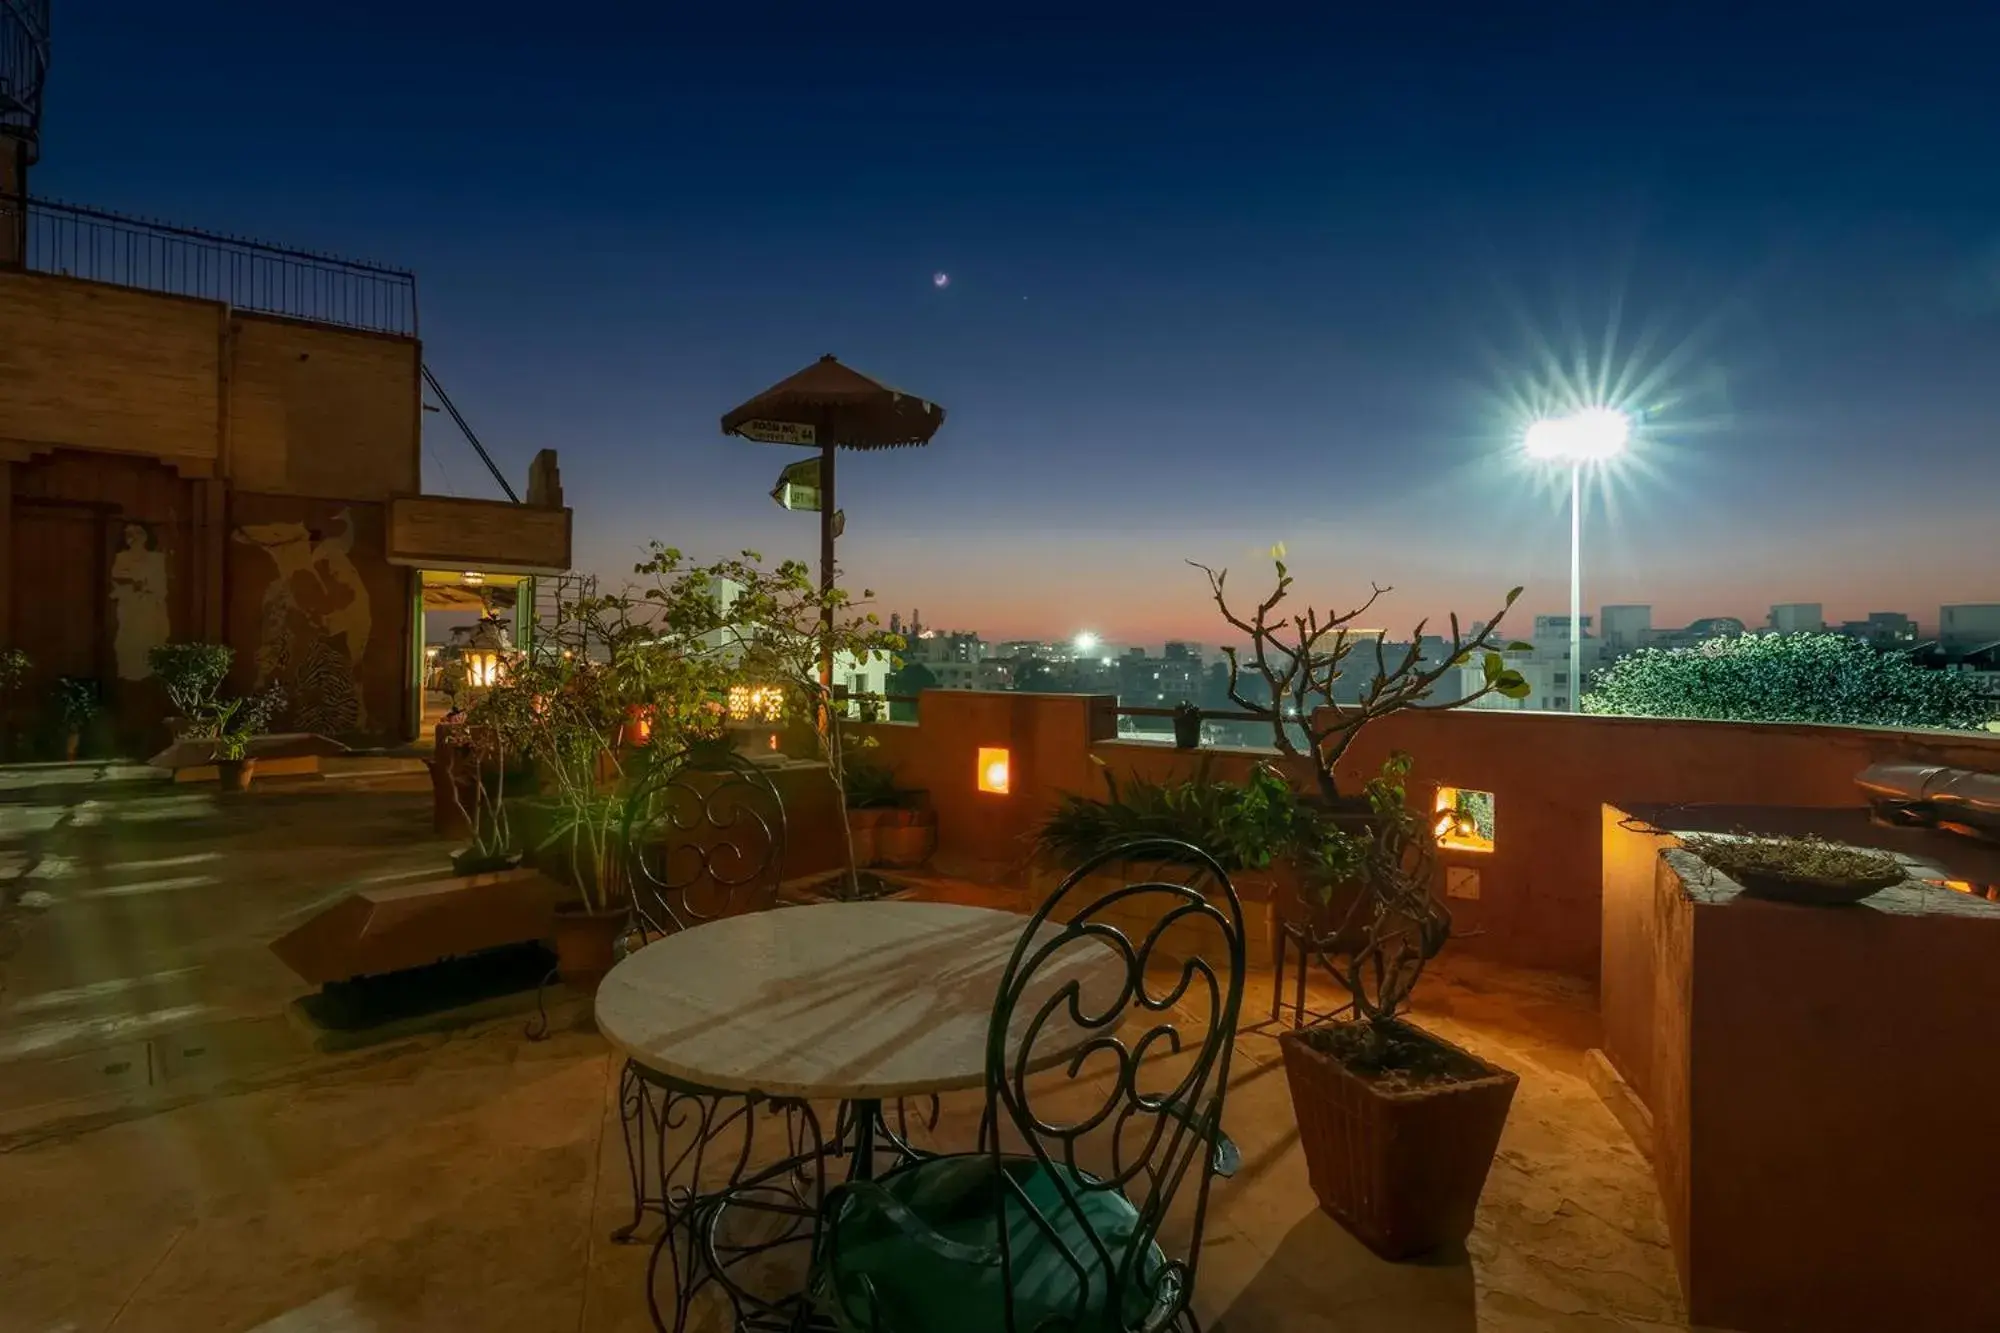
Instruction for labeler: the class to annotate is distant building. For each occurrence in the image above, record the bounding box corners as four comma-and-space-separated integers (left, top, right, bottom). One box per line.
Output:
904, 630, 985, 666
1835, 612, 1918, 650
1116, 646, 1204, 708
1600, 605, 1652, 658
928, 659, 1014, 692
1941, 604, 2000, 649
1454, 616, 1604, 714
1647, 617, 1749, 652
1767, 603, 1824, 635
1533, 614, 1595, 641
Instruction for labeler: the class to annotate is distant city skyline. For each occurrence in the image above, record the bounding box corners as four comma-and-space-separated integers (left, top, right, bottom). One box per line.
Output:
879, 597, 1998, 657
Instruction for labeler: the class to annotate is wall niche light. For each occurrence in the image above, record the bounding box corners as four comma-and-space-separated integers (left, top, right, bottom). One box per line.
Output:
1434, 786, 1496, 853
977, 747, 1011, 795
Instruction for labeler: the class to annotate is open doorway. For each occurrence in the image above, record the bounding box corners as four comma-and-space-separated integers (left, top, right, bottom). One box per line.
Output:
417, 570, 529, 739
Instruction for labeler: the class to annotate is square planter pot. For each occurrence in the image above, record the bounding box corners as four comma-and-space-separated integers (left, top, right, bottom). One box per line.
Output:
874, 809, 937, 868
1279, 1020, 1518, 1260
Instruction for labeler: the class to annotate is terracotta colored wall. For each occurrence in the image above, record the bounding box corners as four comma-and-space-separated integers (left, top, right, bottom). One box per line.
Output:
852, 691, 1115, 879
1599, 807, 1669, 1104
861, 695, 2000, 981
1658, 854, 2000, 1331
1333, 709, 2000, 976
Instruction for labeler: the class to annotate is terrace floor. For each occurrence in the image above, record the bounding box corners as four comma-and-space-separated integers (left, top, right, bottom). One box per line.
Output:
0, 768, 1690, 1332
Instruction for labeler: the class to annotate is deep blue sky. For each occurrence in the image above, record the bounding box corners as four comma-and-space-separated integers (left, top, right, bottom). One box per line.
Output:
35, 4, 2000, 644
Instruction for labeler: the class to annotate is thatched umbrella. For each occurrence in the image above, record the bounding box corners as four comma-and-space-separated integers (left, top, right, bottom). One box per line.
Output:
721, 355, 947, 686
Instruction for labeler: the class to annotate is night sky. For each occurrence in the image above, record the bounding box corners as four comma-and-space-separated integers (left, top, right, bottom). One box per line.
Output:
36, 4, 2000, 645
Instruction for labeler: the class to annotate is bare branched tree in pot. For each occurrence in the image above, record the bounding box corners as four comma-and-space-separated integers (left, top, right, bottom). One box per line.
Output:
1190, 551, 1531, 801
1188, 552, 1537, 1260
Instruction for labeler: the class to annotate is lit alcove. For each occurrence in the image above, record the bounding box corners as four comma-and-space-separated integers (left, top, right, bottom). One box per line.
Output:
1434, 786, 1496, 853
977, 747, 1011, 795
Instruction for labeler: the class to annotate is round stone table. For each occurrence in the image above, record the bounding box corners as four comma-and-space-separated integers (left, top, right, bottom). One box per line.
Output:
595, 899, 1127, 1101
598, 901, 1132, 1332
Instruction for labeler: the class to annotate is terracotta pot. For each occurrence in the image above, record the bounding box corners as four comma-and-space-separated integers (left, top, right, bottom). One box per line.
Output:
64, 731, 79, 762
551, 902, 626, 991
847, 809, 892, 868
875, 810, 937, 867
216, 758, 257, 793
1280, 1020, 1518, 1260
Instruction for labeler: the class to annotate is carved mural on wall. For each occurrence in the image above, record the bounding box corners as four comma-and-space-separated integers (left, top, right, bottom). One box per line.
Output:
233, 509, 373, 734
109, 520, 171, 682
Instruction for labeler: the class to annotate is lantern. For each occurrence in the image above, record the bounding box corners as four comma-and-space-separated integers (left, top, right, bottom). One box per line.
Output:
462, 616, 512, 691
725, 683, 789, 760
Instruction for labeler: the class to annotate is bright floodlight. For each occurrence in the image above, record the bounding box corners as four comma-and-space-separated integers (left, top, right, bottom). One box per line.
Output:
1524, 408, 1629, 462
1074, 632, 1099, 654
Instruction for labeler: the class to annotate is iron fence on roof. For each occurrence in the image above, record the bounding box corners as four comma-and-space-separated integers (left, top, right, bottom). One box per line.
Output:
3, 192, 418, 337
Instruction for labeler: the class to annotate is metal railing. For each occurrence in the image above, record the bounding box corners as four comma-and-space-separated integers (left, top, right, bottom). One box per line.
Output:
4, 193, 418, 337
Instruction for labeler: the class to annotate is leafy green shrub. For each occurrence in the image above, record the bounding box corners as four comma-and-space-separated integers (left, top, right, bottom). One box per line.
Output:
1583, 633, 1991, 730
1035, 756, 1371, 890
54, 677, 100, 728
0, 647, 30, 696
843, 758, 907, 810
149, 643, 235, 721
210, 684, 286, 760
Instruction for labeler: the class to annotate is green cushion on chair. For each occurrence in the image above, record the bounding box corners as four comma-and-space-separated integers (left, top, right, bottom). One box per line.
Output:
815, 1153, 1175, 1333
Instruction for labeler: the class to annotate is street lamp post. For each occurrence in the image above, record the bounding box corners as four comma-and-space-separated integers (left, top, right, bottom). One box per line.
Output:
1524, 408, 1629, 712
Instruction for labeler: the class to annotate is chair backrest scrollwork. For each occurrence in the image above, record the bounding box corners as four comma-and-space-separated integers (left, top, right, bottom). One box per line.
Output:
621, 745, 787, 939
985, 838, 1245, 1332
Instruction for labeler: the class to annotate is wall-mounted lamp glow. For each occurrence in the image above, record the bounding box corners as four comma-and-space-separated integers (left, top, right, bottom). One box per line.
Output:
1433, 786, 1496, 853
977, 747, 1011, 795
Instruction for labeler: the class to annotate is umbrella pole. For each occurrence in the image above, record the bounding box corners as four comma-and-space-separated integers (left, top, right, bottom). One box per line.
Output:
818, 437, 836, 696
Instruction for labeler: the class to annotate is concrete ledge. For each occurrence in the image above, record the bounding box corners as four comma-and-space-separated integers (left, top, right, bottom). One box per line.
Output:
1585, 1046, 1653, 1159
270, 867, 568, 986
149, 732, 349, 780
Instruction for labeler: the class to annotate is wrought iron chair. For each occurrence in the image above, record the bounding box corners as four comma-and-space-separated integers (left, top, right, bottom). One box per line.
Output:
609, 744, 793, 1262
622, 742, 789, 941
810, 838, 1246, 1333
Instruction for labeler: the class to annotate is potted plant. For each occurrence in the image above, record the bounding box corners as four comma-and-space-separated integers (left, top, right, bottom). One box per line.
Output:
875, 798, 937, 868
0, 647, 30, 760
148, 642, 234, 739
54, 676, 101, 762
207, 684, 285, 792
842, 757, 902, 868
1188, 550, 1532, 1259
1275, 755, 1519, 1259
443, 708, 528, 876
494, 587, 737, 988
1680, 832, 1906, 906
635, 544, 907, 904
1034, 755, 1369, 969
1172, 700, 1202, 750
